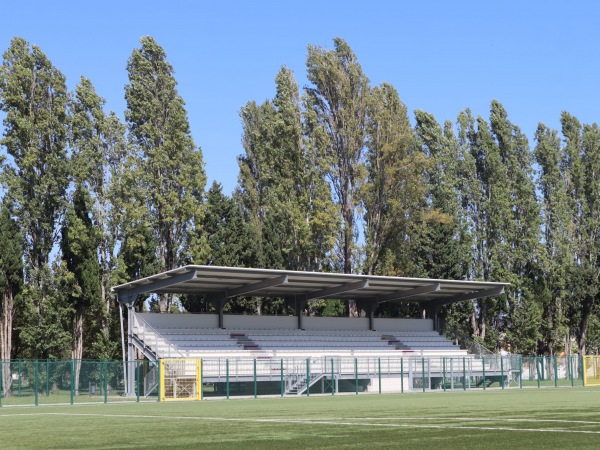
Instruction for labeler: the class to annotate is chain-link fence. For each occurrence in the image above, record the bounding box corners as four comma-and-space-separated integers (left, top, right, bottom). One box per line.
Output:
0, 355, 586, 406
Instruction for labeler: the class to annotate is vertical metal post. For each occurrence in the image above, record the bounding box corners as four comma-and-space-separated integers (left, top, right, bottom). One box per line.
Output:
354, 358, 358, 395
442, 357, 446, 392
306, 358, 310, 397
554, 356, 558, 388
157, 360, 161, 402
331, 358, 335, 396
104, 361, 108, 404
482, 356, 486, 390
421, 357, 425, 393
462, 357, 466, 391
567, 355, 572, 386
519, 356, 523, 389
35, 360, 39, 406
253, 359, 257, 399
537, 357, 541, 388
378, 358, 382, 394
226, 359, 230, 399
280, 359, 284, 397
0, 359, 2, 407
500, 356, 504, 390
126, 305, 136, 397
136, 360, 140, 402
119, 302, 127, 395
400, 358, 404, 393
18, 359, 21, 398
46, 359, 49, 396
570, 356, 575, 388
70, 359, 75, 405
200, 359, 204, 400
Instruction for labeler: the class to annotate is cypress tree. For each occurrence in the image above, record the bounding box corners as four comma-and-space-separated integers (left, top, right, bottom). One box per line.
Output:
61, 185, 101, 388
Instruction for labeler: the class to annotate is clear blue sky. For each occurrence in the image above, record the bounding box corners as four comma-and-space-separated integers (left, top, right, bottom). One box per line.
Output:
2, 0, 600, 195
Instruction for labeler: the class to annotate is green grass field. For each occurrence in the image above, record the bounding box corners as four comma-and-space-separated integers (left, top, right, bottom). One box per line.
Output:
1, 388, 600, 449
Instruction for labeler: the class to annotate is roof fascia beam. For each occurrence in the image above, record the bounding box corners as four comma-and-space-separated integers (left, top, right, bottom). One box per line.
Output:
378, 283, 441, 303
117, 270, 198, 304
306, 280, 369, 300
226, 275, 288, 298
430, 286, 505, 308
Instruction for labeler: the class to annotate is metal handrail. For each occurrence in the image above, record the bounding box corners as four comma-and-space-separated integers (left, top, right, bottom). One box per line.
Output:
133, 313, 184, 359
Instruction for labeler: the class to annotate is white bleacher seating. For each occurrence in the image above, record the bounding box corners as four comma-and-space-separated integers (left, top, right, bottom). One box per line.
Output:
133, 313, 467, 360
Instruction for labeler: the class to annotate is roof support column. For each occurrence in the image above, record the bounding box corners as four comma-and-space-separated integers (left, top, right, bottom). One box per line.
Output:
296, 296, 307, 330
209, 294, 228, 329
367, 302, 375, 331
357, 300, 377, 331
422, 303, 442, 333
117, 294, 136, 397
126, 304, 136, 396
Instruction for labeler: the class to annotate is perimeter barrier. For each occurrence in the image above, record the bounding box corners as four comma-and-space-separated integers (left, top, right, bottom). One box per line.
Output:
0, 355, 586, 406
0, 359, 156, 407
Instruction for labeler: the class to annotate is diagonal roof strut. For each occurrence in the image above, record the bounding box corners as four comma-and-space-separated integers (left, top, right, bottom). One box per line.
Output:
430, 285, 505, 308
118, 270, 198, 303
378, 283, 441, 303
226, 275, 289, 298
306, 280, 369, 300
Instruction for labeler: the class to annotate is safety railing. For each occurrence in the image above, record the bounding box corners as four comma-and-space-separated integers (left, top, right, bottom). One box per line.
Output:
0, 355, 585, 406
133, 313, 183, 359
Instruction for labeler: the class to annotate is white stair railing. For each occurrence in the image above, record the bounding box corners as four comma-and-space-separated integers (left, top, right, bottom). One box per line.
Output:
133, 313, 184, 359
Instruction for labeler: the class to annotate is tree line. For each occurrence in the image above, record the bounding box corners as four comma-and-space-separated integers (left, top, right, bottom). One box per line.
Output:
0, 35, 599, 370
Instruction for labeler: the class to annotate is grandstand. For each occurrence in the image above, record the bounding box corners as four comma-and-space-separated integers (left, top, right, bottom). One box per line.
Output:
114, 265, 511, 397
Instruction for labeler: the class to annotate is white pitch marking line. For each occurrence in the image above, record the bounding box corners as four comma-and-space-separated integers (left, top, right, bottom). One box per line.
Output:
2, 413, 600, 435
343, 417, 600, 425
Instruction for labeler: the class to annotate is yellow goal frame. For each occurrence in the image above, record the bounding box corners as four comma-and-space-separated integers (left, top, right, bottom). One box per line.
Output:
583, 356, 600, 387
159, 358, 202, 401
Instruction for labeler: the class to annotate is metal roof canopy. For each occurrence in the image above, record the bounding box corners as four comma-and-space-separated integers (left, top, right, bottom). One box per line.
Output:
115, 265, 509, 397
114, 265, 508, 329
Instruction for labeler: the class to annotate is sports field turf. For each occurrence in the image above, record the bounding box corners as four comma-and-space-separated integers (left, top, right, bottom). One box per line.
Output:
1, 388, 600, 449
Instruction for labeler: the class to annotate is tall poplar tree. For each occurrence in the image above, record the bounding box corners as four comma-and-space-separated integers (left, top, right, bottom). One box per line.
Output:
565, 119, 600, 355
305, 38, 369, 278
238, 67, 337, 273
534, 123, 570, 353
413, 110, 471, 280
0, 38, 69, 357
363, 84, 426, 277
70, 76, 127, 336
125, 36, 206, 311
489, 100, 541, 351
461, 109, 518, 345
0, 37, 69, 295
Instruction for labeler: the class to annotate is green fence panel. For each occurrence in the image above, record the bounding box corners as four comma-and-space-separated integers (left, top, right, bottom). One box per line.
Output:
0, 354, 595, 406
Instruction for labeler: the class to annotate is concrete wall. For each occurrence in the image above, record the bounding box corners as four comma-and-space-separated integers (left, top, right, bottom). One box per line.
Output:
374, 318, 433, 332
303, 316, 369, 331
139, 312, 218, 329
224, 315, 297, 329
138, 312, 433, 333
